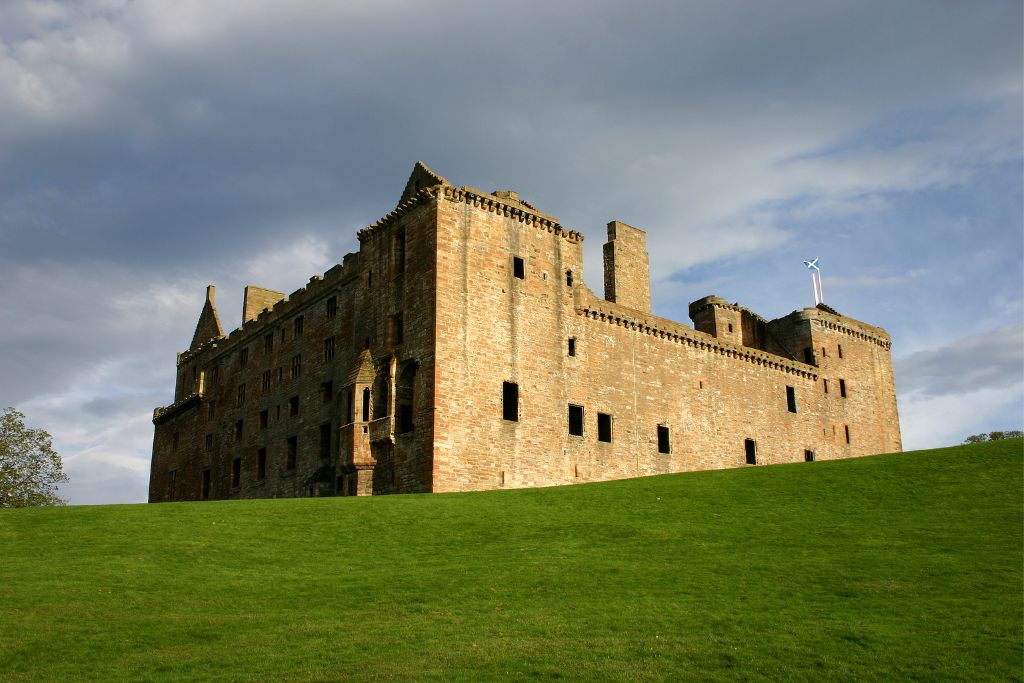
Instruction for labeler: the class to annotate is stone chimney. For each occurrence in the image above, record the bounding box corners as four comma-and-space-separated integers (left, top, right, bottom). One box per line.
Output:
602, 221, 651, 313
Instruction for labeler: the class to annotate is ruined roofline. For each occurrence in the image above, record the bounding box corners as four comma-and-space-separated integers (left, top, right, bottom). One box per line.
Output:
176, 255, 362, 367
688, 296, 770, 326
358, 162, 584, 244
575, 290, 818, 380
800, 307, 892, 350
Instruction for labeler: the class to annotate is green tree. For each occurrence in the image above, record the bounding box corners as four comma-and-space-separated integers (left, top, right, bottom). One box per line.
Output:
0, 407, 68, 508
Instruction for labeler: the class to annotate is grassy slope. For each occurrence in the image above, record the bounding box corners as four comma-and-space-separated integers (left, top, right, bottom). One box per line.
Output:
0, 440, 1020, 682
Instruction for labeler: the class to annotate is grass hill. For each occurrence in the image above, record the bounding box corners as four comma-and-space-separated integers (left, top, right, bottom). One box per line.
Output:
1, 440, 1021, 682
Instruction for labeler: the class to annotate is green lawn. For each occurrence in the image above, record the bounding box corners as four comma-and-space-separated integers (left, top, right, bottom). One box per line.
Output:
1, 440, 1021, 682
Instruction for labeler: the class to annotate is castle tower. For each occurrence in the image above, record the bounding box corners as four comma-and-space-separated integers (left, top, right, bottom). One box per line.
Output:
603, 221, 651, 313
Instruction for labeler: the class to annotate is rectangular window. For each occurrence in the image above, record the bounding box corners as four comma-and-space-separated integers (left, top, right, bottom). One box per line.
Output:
265, 333, 274, 354
280, 328, 286, 344
257, 448, 267, 481
319, 423, 332, 460
803, 347, 815, 365
321, 381, 334, 403
205, 433, 213, 451
260, 409, 269, 430
235, 419, 243, 441
804, 449, 815, 462
839, 379, 847, 398
568, 404, 584, 436
392, 314, 404, 345
172, 432, 179, 452
361, 387, 370, 422
237, 383, 246, 407
568, 337, 576, 357
286, 436, 297, 471
513, 256, 525, 279
597, 413, 613, 443
167, 470, 176, 498
823, 379, 829, 394
786, 386, 797, 413
239, 347, 249, 368
326, 296, 337, 320
324, 336, 336, 361
566, 270, 574, 287
201, 469, 211, 499
262, 370, 271, 393
838, 344, 843, 359
502, 382, 519, 422
231, 457, 241, 488
845, 425, 851, 444
821, 347, 827, 358
208, 401, 216, 420
657, 425, 671, 454
278, 367, 284, 383
294, 316, 304, 337
289, 396, 299, 417
211, 365, 219, 386
745, 438, 757, 465
291, 355, 302, 379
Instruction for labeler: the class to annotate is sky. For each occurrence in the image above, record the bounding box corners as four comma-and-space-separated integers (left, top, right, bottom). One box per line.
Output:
0, 0, 1020, 505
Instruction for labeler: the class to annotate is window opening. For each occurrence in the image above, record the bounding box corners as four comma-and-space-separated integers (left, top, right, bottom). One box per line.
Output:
322, 381, 334, 403
205, 433, 213, 451
745, 438, 757, 465
845, 425, 851, 444
239, 347, 249, 368
568, 337, 576, 357
324, 336, 336, 361
289, 396, 299, 417
286, 436, 297, 471
803, 347, 815, 365
568, 404, 584, 436
397, 365, 417, 433
502, 381, 519, 422
265, 333, 274, 353
838, 344, 843, 359
231, 457, 241, 488
235, 419, 243, 441
566, 270, 573, 286
392, 314, 404, 345
262, 370, 271, 393
513, 256, 525, 279
172, 432, 179, 452
326, 296, 337, 320
657, 425, 671, 454
237, 383, 246, 407
362, 387, 371, 421
597, 413, 613, 443
786, 386, 797, 413
823, 379, 829, 394
208, 401, 216, 419
257, 448, 267, 481
294, 316, 304, 337
839, 379, 847, 398
727, 323, 733, 333
320, 423, 332, 460
804, 449, 815, 462
260, 409, 269, 430
394, 230, 406, 274
201, 469, 211, 499
291, 355, 302, 379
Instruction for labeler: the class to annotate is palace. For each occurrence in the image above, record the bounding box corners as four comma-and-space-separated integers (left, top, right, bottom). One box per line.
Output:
149, 162, 901, 501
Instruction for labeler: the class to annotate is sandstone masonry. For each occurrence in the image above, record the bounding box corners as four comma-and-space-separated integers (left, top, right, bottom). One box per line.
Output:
149, 162, 902, 502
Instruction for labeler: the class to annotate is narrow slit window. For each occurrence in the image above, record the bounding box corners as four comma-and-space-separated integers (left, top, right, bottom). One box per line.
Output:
321, 381, 334, 403
502, 382, 519, 422
845, 425, 851, 444
392, 314, 404, 345
513, 256, 525, 279
237, 383, 246, 407
568, 337, 576, 357
289, 396, 299, 417
239, 348, 249, 368
291, 355, 302, 379
657, 425, 671, 454
231, 457, 241, 488
235, 419, 243, 441
745, 438, 757, 465
568, 404, 584, 436
361, 388, 370, 422
205, 433, 213, 451
823, 379, 829, 394
172, 432, 179, 452
324, 336, 336, 361
839, 379, 847, 398
838, 344, 843, 358
294, 316, 304, 337
597, 413, 613, 443
286, 436, 297, 471
804, 449, 815, 462
727, 323, 734, 333
320, 423, 332, 460
256, 448, 267, 481
566, 270, 573, 286
265, 333, 274, 354
262, 370, 271, 393
786, 386, 797, 413
201, 469, 211, 499
326, 296, 337, 319
259, 409, 269, 430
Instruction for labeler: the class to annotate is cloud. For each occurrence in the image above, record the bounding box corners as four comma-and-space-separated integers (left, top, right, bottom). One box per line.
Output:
895, 326, 1024, 399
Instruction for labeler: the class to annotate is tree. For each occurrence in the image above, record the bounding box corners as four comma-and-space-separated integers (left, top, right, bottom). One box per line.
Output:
963, 430, 1023, 445
0, 407, 68, 508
